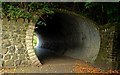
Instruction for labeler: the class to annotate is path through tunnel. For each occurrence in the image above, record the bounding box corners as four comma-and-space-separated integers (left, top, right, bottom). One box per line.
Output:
34, 10, 100, 64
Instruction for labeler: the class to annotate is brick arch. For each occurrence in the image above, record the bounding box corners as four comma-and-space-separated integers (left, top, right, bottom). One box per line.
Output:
26, 21, 42, 66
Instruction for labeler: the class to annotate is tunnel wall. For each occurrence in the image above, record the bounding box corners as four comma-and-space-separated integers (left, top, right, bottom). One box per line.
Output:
62, 14, 100, 63
34, 12, 100, 63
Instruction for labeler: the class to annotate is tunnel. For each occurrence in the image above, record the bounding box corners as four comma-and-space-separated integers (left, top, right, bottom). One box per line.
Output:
34, 10, 100, 64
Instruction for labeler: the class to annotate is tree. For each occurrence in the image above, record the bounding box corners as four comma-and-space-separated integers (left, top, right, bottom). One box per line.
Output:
1, 2, 120, 25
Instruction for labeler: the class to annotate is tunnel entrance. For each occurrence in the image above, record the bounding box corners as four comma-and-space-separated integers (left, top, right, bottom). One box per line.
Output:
33, 10, 100, 64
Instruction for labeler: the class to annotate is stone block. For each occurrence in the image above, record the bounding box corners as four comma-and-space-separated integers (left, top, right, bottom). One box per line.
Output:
0, 60, 3, 68
12, 34, 17, 38
19, 54, 25, 60
2, 49, 8, 54
14, 60, 21, 66
17, 49, 25, 54
2, 39, 10, 47
17, 43, 23, 49
9, 46, 15, 53
0, 54, 3, 59
11, 54, 18, 60
4, 60, 14, 67
21, 60, 28, 65
4, 54, 11, 60
2, 34, 9, 39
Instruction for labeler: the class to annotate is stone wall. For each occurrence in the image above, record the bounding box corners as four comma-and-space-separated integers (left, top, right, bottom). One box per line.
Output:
95, 24, 116, 70
1, 18, 41, 68
26, 22, 41, 66
112, 24, 120, 70
0, 18, 2, 68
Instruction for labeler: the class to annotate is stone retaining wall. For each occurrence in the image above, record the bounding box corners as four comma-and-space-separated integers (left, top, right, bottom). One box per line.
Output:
95, 24, 118, 70
1, 18, 41, 68
0, 18, 2, 68
112, 24, 120, 70
26, 22, 41, 66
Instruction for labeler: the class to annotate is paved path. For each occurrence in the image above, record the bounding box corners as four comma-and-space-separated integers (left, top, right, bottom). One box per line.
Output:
3, 56, 102, 73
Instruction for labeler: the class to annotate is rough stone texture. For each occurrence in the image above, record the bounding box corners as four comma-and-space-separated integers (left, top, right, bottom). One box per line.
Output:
0, 60, 3, 68
1, 18, 38, 68
95, 24, 116, 70
11, 54, 18, 60
112, 24, 120, 70
21, 60, 28, 65
2, 49, 8, 54
4, 54, 11, 60
0, 18, 3, 68
14, 60, 21, 66
26, 24, 42, 66
0, 54, 3, 59
4, 60, 14, 67
1, 17, 41, 68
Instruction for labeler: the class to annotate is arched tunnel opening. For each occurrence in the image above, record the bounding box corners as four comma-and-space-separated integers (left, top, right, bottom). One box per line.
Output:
34, 10, 100, 64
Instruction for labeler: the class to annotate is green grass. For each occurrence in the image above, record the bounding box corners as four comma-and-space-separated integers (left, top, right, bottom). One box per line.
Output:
33, 33, 37, 47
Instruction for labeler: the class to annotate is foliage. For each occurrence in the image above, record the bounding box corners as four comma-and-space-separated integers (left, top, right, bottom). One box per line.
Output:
2, 2, 54, 20
1, 2, 120, 25
33, 33, 37, 47
49, 2, 120, 25
84, 2, 120, 25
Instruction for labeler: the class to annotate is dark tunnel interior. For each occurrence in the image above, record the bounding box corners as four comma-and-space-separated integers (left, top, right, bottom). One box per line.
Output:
34, 12, 100, 64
